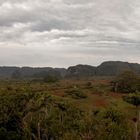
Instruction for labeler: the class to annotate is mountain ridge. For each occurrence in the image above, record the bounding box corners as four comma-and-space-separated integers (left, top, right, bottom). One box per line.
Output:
0, 61, 140, 79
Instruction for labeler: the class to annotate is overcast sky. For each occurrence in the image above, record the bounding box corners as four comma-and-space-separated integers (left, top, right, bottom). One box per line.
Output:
0, 0, 140, 67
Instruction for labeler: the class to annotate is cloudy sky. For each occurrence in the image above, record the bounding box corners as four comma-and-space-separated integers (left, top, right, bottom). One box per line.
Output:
0, 0, 140, 67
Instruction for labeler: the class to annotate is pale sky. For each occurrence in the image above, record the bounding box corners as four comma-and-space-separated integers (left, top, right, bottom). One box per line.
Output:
0, 0, 140, 67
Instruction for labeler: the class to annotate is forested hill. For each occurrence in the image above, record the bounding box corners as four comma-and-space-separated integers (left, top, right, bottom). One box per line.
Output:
0, 67, 66, 79
0, 61, 140, 79
66, 61, 140, 78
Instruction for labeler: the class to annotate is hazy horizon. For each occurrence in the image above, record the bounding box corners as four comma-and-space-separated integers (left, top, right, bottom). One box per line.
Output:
0, 0, 140, 67
0, 60, 139, 69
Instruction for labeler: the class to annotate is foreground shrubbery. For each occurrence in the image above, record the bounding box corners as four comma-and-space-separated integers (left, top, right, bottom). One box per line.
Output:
123, 93, 140, 140
0, 89, 133, 140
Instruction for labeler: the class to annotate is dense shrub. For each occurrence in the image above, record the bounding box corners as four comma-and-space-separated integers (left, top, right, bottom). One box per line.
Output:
43, 75, 59, 83
85, 82, 93, 88
123, 93, 140, 107
0, 82, 133, 140
112, 71, 140, 93
97, 108, 132, 140
0, 128, 20, 140
64, 89, 87, 99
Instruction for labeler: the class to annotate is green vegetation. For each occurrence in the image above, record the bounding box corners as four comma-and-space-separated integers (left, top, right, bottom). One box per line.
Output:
43, 75, 59, 83
112, 71, 140, 93
123, 93, 140, 140
0, 76, 139, 140
64, 89, 87, 99
123, 93, 140, 107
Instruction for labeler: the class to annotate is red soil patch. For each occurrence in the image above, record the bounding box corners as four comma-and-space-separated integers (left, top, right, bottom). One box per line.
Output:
53, 90, 64, 97
108, 92, 126, 98
95, 98, 107, 107
93, 79, 111, 85
91, 94, 108, 107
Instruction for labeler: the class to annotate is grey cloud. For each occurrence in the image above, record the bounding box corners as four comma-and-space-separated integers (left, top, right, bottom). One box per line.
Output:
0, 0, 140, 67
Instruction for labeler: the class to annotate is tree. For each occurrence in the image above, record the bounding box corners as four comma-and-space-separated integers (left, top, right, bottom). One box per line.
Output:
112, 71, 139, 93
43, 75, 59, 83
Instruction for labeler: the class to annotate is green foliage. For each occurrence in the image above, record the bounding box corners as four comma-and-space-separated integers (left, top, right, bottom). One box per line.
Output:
43, 75, 59, 83
0, 128, 20, 140
112, 71, 140, 93
64, 89, 87, 99
102, 108, 125, 123
85, 81, 93, 88
98, 108, 132, 140
123, 93, 140, 107
0, 80, 134, 140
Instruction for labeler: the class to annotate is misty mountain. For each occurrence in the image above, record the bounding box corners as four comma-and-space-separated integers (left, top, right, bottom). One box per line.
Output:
0, 67, 66, 79
66, 64, 96, 78
0, 61, 140, 79
96, 61, 140, 76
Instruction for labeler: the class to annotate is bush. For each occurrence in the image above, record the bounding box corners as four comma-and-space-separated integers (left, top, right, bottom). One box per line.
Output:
112, 71, 140, 93
43, 75, 59, 83
123, 93, 140, 107
64, 89, 87, 99
0, 128, 20, 140
85, 82, 93, 88
98, 108, 132, 140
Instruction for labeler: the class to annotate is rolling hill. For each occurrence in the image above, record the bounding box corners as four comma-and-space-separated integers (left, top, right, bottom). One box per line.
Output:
0, 61, 140, 79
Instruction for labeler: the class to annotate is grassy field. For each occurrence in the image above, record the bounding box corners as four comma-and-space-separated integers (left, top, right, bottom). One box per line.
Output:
0, 78, 138, 140
0, 79, 136, 118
